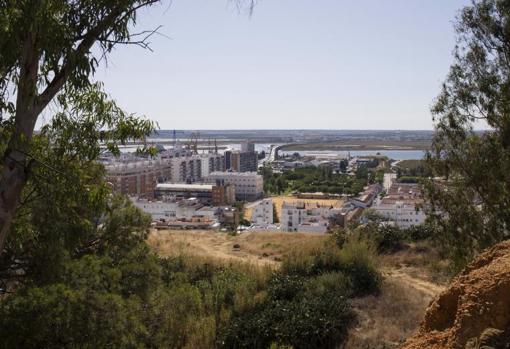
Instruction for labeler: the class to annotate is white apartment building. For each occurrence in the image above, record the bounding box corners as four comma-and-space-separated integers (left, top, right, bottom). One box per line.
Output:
105, 151, 224, 196
281, 202, 338, 233
372, 182, 427, 228
200, 153, 225, 178
205, 172, 264, 201
247, 198, 274, 224
170, 155, 202, 183
373, 199, 426, 228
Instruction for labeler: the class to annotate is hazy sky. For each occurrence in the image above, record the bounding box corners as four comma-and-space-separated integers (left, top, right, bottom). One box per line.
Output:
94, 0, 470, 130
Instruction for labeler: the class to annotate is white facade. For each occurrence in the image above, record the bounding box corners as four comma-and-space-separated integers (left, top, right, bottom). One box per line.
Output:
131, 199, 179, 221
206, 172, 264, 201
383, 173, 397, 191
200, 153, 224, 178
171, 155, 202, 183
373, 200, 426, 228
247, 198, 274, 224
131, 197, 217, 221
280, 202, 335, 233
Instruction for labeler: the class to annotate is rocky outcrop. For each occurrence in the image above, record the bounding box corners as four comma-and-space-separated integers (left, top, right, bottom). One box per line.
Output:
401, 241, 510, 349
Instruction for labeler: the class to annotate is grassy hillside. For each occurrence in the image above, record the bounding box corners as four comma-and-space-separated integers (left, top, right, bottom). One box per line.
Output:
149, 230, 449, 348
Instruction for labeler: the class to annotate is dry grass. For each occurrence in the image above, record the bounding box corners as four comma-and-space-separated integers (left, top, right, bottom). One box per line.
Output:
345, 279, 433, 349
379, 241, 452, 285
342, 242, 449, 348
148, 229, 329, 267
148, 229, 448, 349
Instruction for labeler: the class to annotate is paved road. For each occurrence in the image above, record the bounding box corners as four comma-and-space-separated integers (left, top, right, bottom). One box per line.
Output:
258, 145, 274, 168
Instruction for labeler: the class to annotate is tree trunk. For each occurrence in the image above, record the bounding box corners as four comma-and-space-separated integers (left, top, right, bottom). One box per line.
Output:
0, 3, 137, 255
0, 148, 30, 253
0, 29, 39, 255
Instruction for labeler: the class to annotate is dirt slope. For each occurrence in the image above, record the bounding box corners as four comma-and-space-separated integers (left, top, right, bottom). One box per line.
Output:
401, 240, 510, 349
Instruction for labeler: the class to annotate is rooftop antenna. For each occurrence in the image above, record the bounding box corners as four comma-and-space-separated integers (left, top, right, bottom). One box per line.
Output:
214, 139, 218, 154
173, 130, 177, 147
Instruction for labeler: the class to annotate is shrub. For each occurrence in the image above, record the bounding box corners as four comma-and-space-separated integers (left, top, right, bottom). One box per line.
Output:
356, 223, 407, 253
397, 176, 420, 183
280, 238, 381, 297
267, 273, 307, 301
304, 272, 352, 298
146, 285, 207, 348
280, 240, 346, 277
1, 236, 378, 349
406, 224, 433, 241
336, 239, 381, 296
331, 229, 347, 248
273, 290, 353, 349
0, 284, 146, 349
356, 223, 435, 255
280, 247, 316, 276
374, 225, 407, 253
220, 276, 354, 349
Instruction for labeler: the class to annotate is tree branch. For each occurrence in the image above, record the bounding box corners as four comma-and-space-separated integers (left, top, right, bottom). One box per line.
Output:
36, 1, 161, 116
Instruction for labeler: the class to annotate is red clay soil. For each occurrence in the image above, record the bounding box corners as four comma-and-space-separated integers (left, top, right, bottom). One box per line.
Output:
401, 240, 510, 349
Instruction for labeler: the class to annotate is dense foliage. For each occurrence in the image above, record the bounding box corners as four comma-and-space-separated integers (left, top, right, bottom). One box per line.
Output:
260, 166, 372, 195
0, 84, 155, 283
0, 0, 162, 256
395, 160, 432, 179
426, 0, 510, 268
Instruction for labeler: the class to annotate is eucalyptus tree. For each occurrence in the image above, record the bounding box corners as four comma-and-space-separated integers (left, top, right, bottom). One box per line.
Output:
0, 0, 162, 254
426, 0, 510, 268
0, 84, 156, 282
